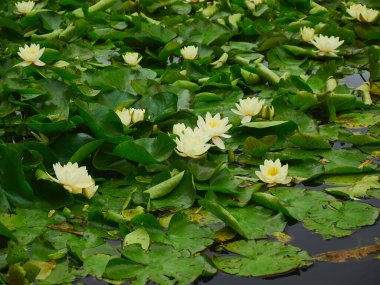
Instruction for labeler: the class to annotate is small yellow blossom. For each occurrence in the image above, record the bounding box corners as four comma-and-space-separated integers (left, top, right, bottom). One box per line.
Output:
180, 45, 198, 60
16, 44, 45, 67
174, 127, 211, 158
232, 97, 265, 124
311, 35, 344, 56
300, 27, 315, 43
47, 162, 98, 199
15, 1, 35, 14
197, 112, 231, 149
122, 52, 142, 66
255, 159, 292, 185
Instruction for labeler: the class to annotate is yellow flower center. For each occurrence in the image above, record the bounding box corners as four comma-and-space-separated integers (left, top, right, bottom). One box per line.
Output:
208, 121, 218, 128
267, 167, 279, 176
27, 49, 37, 55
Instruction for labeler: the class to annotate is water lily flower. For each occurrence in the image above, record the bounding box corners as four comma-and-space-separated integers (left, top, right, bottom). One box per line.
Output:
47, 162, 98, 199
311, 35, 344, 56
300, 27, 315, 43
360, 7, 379, 23
346, 4, 365, 19
255, 159, 292, 185
173, 123, 187, 136
15, 1, 35, 14
116, 108, 132, 126
16, 44, 45, 67
346, 4, 378, 23
122, 52, 142, 66
180, 45, 198, 60
174, 127, 212, 158
197, 112, 231, 149
232, 97, 265, 124
130, 108, 145, 123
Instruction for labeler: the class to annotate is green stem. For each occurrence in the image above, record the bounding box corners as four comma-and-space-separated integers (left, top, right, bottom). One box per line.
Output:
360, 90, 373, 105
251, 63, 281, 86
31, 29, 63, 41
72, 0, 118, 18
283, 45, 317, 57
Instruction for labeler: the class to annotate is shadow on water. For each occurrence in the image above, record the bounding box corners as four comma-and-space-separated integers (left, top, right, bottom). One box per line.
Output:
75, 72, 379, 285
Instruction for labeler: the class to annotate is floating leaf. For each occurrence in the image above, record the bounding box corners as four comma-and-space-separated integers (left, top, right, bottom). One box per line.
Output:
144, 171, 184, 199
199, 200, 286, 239
214, 240, 312, 277
325, 175, 380, 199
253, 188, 379, 239
105, 244, 216, 285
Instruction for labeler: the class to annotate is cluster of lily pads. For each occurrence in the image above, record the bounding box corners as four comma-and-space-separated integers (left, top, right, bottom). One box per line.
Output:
0, 0, 380, 284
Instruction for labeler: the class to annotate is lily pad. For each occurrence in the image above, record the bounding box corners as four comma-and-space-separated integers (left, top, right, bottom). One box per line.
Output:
214, 240, 312, 277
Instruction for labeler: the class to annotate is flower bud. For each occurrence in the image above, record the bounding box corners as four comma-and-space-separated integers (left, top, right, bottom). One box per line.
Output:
260, 105, 275, 120
131, 108, 145, 123
326, 77, 337, 92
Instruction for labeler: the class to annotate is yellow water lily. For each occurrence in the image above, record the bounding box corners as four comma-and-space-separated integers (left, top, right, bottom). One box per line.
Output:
180, 45, 198, 60
122, 52, 142, 66
174, 127, 211, 158
300, 27, 315, 43
15, 1, 35, 14
232, 97, 265, 124
197, 112, 231, 149
311, 35, 344, 56
47, 162, 98, 199
347, 4, 378, 23
16, 44, 45, 67
255, 159, 292, 185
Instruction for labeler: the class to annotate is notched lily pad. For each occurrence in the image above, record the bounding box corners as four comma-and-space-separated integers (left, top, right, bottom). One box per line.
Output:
214, 240, 312, 277
253, 187, 379, 239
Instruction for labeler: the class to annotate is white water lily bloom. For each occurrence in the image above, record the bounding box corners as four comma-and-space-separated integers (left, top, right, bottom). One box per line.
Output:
47, 162, 98, 199
180, 45, 198, 60
311, 35, 344, 56
17, 44, 45, 67
346, 4, 365, 19
123, 52, 142, 66
130, 108, 145, 123
232, 97, 265, 124
197, 112, 232, 149
300, 27, 315, 43
116, 108, 132, 126
173, 123, 187, 136
346, 4, 378, 22
360, 7, 379, 23
255, 159, 292, 185
174, 128, 211, 158
15, 1, 35, 14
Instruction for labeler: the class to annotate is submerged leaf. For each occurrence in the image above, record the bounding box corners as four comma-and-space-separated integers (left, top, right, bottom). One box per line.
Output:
316, 244, 380, 263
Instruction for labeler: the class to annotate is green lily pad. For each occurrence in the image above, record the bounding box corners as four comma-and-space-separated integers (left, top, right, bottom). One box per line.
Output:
214, 240, 312, 277
253, 188, 379, 239
105, 243, 216, 285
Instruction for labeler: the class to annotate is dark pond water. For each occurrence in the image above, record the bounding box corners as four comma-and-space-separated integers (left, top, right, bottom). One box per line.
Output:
75, 73, 379, 285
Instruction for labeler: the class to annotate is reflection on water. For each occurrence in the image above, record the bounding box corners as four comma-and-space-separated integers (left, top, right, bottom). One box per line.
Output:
341, 72, 369, 88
